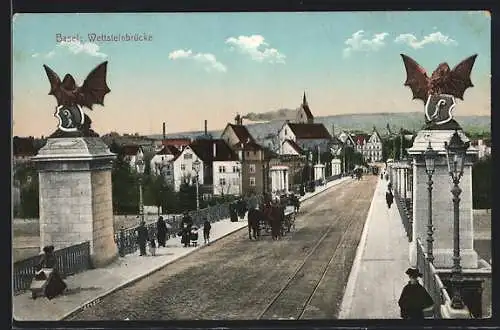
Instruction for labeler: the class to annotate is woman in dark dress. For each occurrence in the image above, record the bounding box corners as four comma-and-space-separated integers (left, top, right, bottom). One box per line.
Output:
35, 245, 67, 299
398, 268, 434, 319
156, 216, 168, 247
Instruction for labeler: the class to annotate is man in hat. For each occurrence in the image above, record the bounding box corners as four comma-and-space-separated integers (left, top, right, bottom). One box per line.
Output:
386, 189, 394, 209
398, 267, 434, 319
181, 211, 193, 247
203, 217, 212, 244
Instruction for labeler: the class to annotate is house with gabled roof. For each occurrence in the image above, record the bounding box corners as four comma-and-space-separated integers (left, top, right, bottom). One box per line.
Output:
171, 138, 241, 196
278, 122, 332, 155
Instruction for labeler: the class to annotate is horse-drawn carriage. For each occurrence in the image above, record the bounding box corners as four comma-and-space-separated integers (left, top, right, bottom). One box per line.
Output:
247, 196, 297, 240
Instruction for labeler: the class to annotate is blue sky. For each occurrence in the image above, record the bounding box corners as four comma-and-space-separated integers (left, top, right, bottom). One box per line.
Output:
12, 11, 491, 137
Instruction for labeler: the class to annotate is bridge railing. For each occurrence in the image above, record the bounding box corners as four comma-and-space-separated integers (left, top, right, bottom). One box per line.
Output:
416, 238, 453, 318
114, 195, 262, 256
394, 190, 412, 242
13, 241, 91, 295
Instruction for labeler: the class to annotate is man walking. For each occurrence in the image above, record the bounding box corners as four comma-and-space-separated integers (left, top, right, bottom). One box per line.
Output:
136, 221, 149, 256
398, 268, 434, 319
203, 217, 211, 244
386, 189, 394, 209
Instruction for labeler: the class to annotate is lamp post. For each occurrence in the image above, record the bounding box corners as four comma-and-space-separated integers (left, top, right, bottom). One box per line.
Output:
135, 148, 146, 223
444, 130, 469, 310
424, 141, 438, 263
193, 159, 201, 211
308, 151, 313, 188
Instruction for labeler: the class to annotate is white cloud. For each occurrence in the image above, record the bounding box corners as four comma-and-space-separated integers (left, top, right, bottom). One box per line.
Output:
31, 40, 107, 59
168, 49, 227, 72
225, 35, 286, 64
343, 30, 389, 58
57, 40, 107, 58
394, 32, 458, 49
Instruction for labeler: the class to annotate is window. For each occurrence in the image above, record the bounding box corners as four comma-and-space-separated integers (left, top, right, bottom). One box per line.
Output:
166, 170, 171, 176
180, 164, 186, 171
219, 166, 226, 173
249, 164, 256, 173
184, 153, 193, 160
219, 178, 226, 186
249, 177, 256, 186
233, 166, 238, 173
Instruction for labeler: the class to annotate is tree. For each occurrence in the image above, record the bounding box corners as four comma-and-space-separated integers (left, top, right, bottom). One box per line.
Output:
177, 182, 197, 212
111, 152, 139, 214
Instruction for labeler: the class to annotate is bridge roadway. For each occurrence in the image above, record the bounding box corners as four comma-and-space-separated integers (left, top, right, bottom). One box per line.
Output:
68, 176, 377, 320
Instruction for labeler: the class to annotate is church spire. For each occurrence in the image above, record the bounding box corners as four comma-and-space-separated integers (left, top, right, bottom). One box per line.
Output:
302, 91, 308, 106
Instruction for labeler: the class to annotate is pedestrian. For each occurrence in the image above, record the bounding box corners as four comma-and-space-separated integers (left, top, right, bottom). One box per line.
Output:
136, 221, 149, 256
32, 245, 67, 299
386, 189, 394, 209
203, 217, 211, 244
149, 238, 157, 256
398, 268, 434, 319
388, 181, 393, 191
181, 212, 192, 247
156, 216, 167, 248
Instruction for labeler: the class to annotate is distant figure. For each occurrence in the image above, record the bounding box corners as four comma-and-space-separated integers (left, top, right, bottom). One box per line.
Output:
156, 216, 168, 247
190, 226, 199, 247
136, 221, 149, 256
181, 212, 193, 247
386, 189, 394, 209
203, 218, 212, 244
149, 238, 157, 256
398, 268, 434, 319
388, 181, 393, 191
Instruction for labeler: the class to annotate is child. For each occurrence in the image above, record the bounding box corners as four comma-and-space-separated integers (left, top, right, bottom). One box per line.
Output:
149, 238, 156, 256
203, 218, 212, 244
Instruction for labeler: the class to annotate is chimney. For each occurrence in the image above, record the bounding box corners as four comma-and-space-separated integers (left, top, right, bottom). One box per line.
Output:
213, 141, 217, 158
204, 120, 208, 136
162, 122, 166, 140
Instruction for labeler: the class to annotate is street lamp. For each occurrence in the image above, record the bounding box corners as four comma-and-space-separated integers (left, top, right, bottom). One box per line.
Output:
135, 148, 146, 223
444, 130, 469, 309
193, 159, 201, 211
424, 141, 438, 263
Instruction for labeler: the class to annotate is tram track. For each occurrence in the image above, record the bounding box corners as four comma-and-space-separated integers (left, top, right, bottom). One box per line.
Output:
257, 190, 363, 320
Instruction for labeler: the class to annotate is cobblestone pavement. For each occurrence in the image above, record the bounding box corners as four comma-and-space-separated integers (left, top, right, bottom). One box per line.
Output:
67, 176, 377, 321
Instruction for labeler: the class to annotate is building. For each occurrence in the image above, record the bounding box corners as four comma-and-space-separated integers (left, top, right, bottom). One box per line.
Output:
150, 145, 179, 176
121, 145, 143, 170
278, 93, 332, 155
211, 143, 241, 196
295, 92, 314, 124
220, 121, 274, 196
363, 127, 384, 162
162, 138, 192, 151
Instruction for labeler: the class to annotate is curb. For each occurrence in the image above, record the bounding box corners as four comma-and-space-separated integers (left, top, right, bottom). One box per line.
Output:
337, 177, 380, 319
60, 177, 349, 321
61, 220, 248, 321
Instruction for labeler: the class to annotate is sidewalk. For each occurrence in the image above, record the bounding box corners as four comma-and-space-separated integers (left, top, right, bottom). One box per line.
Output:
13, 176, 350, 321
338, 178, 411, 319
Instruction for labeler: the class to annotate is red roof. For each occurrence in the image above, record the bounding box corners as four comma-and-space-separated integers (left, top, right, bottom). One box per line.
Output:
13, 137, 38, 157
162, 139, 191, 147
287, 123, 332, 139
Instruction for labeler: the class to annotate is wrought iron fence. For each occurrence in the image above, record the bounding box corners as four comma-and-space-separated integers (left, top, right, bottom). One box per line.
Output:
114, 195, 262, 256
416, 238, 452, 318
13, 241, 91, 295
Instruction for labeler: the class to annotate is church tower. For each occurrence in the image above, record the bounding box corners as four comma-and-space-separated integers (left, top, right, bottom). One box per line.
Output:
295, 91, 314, 124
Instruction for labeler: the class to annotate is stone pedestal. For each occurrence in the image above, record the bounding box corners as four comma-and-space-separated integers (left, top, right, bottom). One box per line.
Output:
331, 159, 341, 176
407, 130, 479, 269
314, 164, 325, 182
32, 137, 118, 268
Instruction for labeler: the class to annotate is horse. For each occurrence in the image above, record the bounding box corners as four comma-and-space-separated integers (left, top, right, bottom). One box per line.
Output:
247, 207, 261, 240
264, 204, 284, 240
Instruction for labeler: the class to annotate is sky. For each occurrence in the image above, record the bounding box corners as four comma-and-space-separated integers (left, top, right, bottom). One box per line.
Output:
12, 11, 491, 137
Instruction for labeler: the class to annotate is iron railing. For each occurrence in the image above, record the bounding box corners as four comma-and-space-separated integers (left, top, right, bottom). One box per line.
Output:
114, 195, 262, 256
395, 190, 413, 241
416, 238, 452, 318
13, 241, 91, 295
